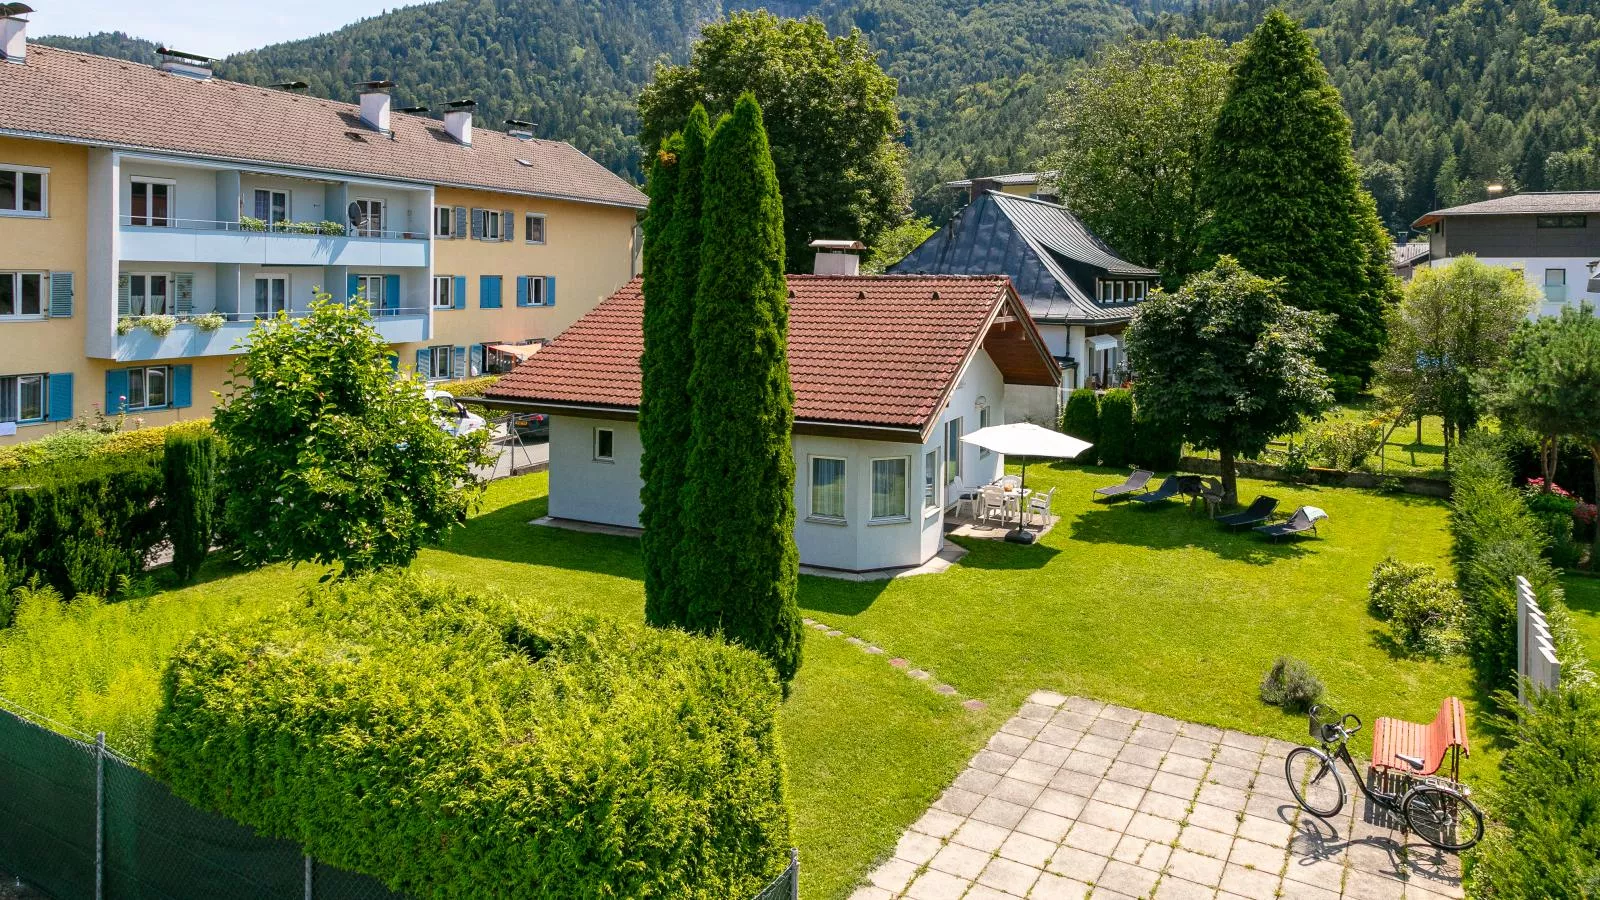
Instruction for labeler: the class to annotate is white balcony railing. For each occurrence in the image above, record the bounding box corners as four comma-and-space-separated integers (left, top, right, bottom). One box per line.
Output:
118, 216, 427, 240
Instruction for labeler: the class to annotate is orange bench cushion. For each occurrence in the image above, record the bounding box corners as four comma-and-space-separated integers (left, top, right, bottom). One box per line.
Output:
1371, 696, 1468, 776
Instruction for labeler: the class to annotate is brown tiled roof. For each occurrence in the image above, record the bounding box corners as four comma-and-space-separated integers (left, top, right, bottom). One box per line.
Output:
1413, 191, 1600, 227
485, 275, 1056, 433
0, 45, 647, 209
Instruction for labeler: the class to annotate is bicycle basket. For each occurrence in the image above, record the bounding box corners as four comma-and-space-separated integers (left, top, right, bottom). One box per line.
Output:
1309, 706, 1342, 742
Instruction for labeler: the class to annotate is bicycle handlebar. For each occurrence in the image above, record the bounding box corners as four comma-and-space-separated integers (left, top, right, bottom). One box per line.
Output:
1341, 713, 1362, 737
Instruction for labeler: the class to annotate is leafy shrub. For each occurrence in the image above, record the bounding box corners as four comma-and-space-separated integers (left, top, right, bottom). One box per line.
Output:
0, 419, 215, 472
1503, 428, 1597, 507
190, 312, 225, 332
1259, 656, 1324, 712
1060, 388, 1100, 450
1096, 389, 1135, 467
434, 374, 503, 419
164, 430, 218, 583
152, 574, 791, 899
1131, 407, 1182, 471
1305, 418, 1382, 470
317, 220, 346, 236
1368, 557, 1435, 620
1278, 439, 1312, 481
1328, 373, 1364, 403
1525, 485, 1582, 568
237, 216, 267, 232
1469, 684, 1600, 898
0, 453, 166, 599
1389, 574, 1466, 656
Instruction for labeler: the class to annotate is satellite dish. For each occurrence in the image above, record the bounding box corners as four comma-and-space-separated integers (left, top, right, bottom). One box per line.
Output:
347, 201, 365, 227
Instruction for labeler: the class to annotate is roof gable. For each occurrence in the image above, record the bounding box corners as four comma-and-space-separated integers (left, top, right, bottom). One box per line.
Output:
0, 46, 646, 209
485, 275, 1059, 437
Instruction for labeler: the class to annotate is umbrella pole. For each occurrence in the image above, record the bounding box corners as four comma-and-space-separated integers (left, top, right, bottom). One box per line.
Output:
1006, 457, 1036, 544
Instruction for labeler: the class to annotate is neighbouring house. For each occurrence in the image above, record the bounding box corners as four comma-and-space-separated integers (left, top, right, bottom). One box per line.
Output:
890, 190, 1159, 422
945, 172, 1060, 205
0, 6, 643, 444
1414, 192, 1600, 317
1390, 241, 1430, 281
481, 272, 1061, 574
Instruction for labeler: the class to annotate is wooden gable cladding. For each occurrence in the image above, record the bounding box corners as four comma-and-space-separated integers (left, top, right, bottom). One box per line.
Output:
982, 292, 1061, 387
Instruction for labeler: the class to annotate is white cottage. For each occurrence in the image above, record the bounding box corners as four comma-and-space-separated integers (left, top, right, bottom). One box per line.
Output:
484, 274, 1061, 574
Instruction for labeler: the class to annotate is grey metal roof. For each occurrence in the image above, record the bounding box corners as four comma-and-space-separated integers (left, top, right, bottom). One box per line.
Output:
1413, 192, 1600, 227
1390, 242, 1430, 266
945, 171, 1057, 189
889, 191, 1157, 324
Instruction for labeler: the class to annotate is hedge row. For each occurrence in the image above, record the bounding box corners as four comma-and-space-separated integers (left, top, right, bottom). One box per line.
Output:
1058, 388, 1182, 471
152, 574, 791, 900
1447, 434, 1591, 692
0, 419, 214, 472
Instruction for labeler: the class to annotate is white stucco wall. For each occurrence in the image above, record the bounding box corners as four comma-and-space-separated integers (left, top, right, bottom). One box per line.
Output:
547, 415, 644, 528
1425, 255, 1600, 319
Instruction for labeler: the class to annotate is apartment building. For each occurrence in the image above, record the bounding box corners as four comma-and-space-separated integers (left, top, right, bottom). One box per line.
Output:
0, 11, 645, 444
1415, 192, 1600, 318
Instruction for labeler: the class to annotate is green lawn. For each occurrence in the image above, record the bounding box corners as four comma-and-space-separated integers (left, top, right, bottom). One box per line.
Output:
1191, 400, 1454, 478
0, 467, 1500, 898
1564, 574, 1600, 661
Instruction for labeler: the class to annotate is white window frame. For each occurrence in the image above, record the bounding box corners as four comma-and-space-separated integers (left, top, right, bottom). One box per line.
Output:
945, 417, 963, 485
0, 271, 46, 319
253, 274, 289, 318
976, 403, 992, 458
432, 275, 454, 309
128, 272, 172, 316
252, 188, 290, 227
0, 373, 46, 424
129, 177, 175, 227
356, 274, 385, 307
433, 206, 454, 238
924, 448, 942, 514
127, 365, 171, 411
425, 345, 453, 380
354, 198, 386, 237
525, 213, 546, 245
593, 427, 615, 462
0, 164, 49, 218
483, 209, 503, 241
525, 276, 547, 306
808, 455, 848, 524
868, 456, 911, 524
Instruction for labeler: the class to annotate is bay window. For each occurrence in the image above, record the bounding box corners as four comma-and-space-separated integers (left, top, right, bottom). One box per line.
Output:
810, 456, 847, 522
870, 457, 909, 522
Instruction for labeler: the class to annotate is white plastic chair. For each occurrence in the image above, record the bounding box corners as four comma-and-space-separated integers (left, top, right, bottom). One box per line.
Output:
954, 483, 983, 520
980, 485, 1009, 524
1026, 486, 1057, 526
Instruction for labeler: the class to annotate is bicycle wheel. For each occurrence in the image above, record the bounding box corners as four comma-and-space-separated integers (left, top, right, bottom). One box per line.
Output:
1403, 784, 1485, 851
1285, 746, 1345, 817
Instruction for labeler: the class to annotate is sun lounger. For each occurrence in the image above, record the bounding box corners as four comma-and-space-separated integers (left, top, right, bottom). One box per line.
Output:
1129, 475, 1184, 505
1254, 506, 1327, 540
1215, 495, 1278, 529
1093, 469, 1153, 500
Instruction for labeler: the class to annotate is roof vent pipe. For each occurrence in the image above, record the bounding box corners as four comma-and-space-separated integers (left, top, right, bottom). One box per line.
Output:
156, 46, 214, 79
356, 79, 395, 133
0, 3, 31, 65
810, 239, 866, 276
444, 99, 476, 146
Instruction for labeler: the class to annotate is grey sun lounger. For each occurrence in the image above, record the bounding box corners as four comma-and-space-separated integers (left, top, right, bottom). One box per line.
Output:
1129, 475, 1184, 505
1215, 495, 1278, 529
1093, 469, 1154, 500
1254, 506, 1327, 540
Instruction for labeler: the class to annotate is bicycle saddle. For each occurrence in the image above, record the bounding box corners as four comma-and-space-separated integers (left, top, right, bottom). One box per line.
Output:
1395, 754, 1426, 771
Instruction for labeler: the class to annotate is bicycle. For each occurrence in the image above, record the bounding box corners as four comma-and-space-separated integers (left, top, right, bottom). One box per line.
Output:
1283, 705, 1484, 851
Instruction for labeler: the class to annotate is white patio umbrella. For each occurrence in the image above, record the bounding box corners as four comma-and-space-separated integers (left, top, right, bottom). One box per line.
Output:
960, 423, 1094, 543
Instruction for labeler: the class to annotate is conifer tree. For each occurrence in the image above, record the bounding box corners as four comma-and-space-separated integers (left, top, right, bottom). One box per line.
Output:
164, 429, 218, 583
680, 94, 802, 685
639, 130, 683, 626
1197, 9, 1397, 382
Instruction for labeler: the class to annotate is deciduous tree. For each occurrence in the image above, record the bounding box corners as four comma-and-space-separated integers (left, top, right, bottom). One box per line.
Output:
1126, 258, 1331, 504
679, 95, 803, 685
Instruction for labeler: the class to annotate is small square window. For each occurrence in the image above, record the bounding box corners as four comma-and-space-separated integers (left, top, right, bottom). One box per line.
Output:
594, 427, 615, 462
525, 213, 546, 244
0, 166, 48, 217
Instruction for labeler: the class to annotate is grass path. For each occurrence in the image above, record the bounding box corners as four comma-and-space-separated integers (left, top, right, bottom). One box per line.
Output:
1, 469, 1501, 898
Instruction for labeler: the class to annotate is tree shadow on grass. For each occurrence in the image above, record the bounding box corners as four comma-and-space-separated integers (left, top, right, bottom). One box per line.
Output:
431, 493, 647, 581
944, 535, 1062, 570
1065, 504, 1315, 565
798, 575, 893, 618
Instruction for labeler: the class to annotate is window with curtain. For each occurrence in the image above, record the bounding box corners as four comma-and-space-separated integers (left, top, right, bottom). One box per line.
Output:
0, 374, 44, 423
810, 456, 846, 520
924, 449, 941, 510
870, 457, 908, 520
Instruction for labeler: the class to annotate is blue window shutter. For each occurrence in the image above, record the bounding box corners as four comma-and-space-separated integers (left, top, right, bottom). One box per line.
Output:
387, 353, 399, 373
544, 276, 556, 308
174, 272, 194, 315
452, 346, 467, 379
469, 343, 483, 376
347, 274, 360, 301
471, 208, 486, 240
502, 209, 514, 242
480, 276, 500, 309
46, 373, 73, 422
172, 364, 193, 409
49, 272, 74, 318
453, 206, 467, 239
416, 348, 429, 375
105, 369, 129, 415
453, 276, 467, 309
515, 275, 529, 307
117, 274, 130, 317
384, 274, 400, 309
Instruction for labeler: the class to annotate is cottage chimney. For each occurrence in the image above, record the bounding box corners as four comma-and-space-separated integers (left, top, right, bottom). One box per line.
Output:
810, 239, 866, 276
357, 80, 395, 133
156, 46, 214, 79
0, 3, 32, 64
444, 99, 476, 146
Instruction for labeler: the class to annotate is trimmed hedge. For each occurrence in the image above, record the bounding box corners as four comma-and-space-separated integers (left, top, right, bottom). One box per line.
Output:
163, 430, 219, 583
152, 574, 791, 899
1096, 390, 1135, 468
1448, 434, 1591, 690
0, 419, 214, 472
0, 453, 165, 599
1060, 388, 1100, 449
1468, 684, 1600, 897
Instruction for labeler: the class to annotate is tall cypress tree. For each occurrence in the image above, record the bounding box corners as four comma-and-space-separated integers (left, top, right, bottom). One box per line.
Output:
680, 94, 802, 685
1197, 9, 1397, 382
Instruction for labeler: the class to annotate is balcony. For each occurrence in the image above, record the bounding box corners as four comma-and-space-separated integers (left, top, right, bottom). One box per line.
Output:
118, 217, 430, 268
114, 307, 430, 361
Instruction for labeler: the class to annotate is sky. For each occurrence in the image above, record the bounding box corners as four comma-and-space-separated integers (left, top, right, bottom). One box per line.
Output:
33, 0, 420, 57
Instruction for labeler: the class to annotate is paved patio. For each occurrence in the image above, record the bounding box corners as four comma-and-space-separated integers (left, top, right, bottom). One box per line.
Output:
855, 693, 1463, 900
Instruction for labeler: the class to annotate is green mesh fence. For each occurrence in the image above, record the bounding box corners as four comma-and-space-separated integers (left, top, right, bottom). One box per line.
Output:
0, 702, 404, 900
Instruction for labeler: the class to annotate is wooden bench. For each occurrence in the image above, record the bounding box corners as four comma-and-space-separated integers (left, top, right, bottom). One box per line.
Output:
1371, 696, 1468, 782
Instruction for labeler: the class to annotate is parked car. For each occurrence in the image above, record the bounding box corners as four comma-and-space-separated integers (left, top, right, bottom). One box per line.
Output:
427, 390, 487, 438
512, 412, 550, 441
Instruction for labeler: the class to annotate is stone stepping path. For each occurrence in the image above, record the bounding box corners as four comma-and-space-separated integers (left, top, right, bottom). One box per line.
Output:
803, 618, 986, 711
854, 692, 1464, 900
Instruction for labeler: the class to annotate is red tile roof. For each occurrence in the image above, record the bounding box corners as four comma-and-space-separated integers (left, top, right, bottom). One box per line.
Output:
486, 275, 1056, 434
0, 46, 646, 209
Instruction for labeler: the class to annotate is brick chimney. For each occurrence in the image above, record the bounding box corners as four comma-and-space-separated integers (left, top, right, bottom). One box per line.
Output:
810, 239, 866, 276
